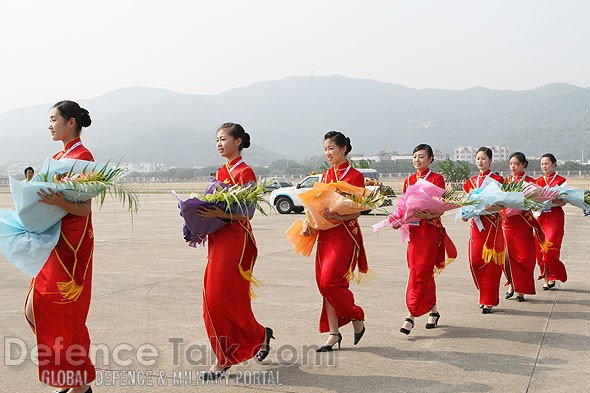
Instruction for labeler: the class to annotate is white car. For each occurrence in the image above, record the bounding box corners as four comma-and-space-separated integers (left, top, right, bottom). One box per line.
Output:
269, 168, 385, 214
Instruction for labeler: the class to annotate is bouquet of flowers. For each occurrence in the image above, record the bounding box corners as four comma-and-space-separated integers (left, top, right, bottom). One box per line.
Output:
536, 185, 590, 211
174, 179, 268, 247
372, 179, 464, 238
285, 181, 384, 256
459, 180, 526, 222
501, 179, 561, 214
0, 158, 138, 276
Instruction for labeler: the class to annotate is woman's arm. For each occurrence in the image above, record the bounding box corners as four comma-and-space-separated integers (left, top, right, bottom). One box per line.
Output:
38, 188, 91, 217
301, 220, 316, 236
413, 209, 442, 220
322, 208, 361, 221
196, 205, 250, 221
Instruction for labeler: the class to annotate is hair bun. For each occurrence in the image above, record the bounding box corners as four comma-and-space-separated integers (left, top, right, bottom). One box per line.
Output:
242, 132, 251, 149
345, 136, 352, 154
80, 108, 92, 128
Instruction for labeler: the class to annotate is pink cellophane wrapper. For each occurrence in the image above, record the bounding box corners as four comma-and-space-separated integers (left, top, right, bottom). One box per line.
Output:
372, 179, 459, 242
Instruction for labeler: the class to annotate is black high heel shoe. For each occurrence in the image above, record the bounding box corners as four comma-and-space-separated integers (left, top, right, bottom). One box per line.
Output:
200, 366, 231, 381
515, 295, 525, 302
482, 306, 492, 314
542, 282, 556, 290
255, 327, 275, 362
425, 312, 440, 329
505, 291, 514, 299
399, 318, 414, 335
316, 332, 342, 352
353, 320, 365, 345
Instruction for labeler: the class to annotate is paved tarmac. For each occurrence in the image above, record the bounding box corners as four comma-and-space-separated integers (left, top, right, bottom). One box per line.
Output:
1, 191, 590, 393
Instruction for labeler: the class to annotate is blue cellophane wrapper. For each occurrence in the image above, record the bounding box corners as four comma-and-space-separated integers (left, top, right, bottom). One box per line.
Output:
549, 185, 590, 210
0, 210, 62, 276
0, 157, 117, 276
458, 180, 525, 229
173, 179, 256, 247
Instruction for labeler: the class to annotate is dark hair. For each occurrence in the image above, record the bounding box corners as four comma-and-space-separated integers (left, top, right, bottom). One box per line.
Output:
509, 152, 528, 168
52, 100, 91, 134
541, 153, 557, 164
218, 123, 251, 150
413, 143, 435, 161
324, 131, 352, 155
24, 166, 34, 176
476, 146, 493, 159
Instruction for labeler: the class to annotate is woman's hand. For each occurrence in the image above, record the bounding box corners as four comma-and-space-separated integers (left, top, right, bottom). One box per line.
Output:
553, 198, 566, 207
197, 205, 248, 221
485, 204, 503, 213
37, 188, 91, 216
413, 209, 443, 220
197, 205, 226, 219
322, 207, 360, 221
322, 207, 342, 221
301, 220, 315, 237
37, 188, 65, 206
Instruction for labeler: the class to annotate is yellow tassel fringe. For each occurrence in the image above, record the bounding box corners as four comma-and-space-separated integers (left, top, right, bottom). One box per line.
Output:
56, 279, 84, 302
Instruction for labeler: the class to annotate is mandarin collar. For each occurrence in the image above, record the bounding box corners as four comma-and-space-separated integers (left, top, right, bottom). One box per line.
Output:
334, 161, 350, 171
227, 156, 243, 166
416, 168, 430, 177
62, 137, 81, 152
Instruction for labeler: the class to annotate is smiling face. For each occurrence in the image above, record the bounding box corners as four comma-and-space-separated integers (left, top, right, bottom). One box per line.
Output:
540, 156, 556, 175
509, 156, 525, 175
413, 149, 433, 172
48, 107, 77, 143
475, 151, 492, 172
216, 127, 242, 160
323, 138, 347, 166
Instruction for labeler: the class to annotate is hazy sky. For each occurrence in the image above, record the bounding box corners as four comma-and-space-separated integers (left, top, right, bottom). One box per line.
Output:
1, 0, 589, 114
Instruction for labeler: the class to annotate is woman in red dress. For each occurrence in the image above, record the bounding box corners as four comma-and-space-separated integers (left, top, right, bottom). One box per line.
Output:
25, 101, 95, 393
462, 147, 505, 314
399, 144, 455, 335
197, 123, 273, 380
503, 152, 543, 302
535, 153, 567, 289
301, 131, 367, 351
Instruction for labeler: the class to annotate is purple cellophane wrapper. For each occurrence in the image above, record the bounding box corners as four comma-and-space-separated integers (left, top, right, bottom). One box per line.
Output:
173, 179, 255, 247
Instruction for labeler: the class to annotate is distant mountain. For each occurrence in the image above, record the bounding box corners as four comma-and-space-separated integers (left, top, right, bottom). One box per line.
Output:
1, 76, 589, 167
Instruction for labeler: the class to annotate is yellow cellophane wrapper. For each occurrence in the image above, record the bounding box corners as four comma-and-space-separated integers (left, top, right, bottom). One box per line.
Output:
285, 181, 369, 256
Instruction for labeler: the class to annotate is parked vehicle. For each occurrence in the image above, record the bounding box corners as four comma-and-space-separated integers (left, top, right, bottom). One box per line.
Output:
259, 176, 293, 192
269, 168, 391, 214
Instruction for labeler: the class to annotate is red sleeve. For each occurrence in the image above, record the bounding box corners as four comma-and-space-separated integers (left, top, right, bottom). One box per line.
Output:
491, 173, 504, 184
556, 175, 567, 186
430, 173, 445, 188
403, 177, 410, 194
236, 166, 256, 185
69, 147, 94, 162
346, 169, 365, 188
463, 177, 474, 193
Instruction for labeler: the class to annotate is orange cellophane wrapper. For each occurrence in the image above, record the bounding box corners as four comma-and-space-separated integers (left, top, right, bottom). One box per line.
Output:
285, 181, 368, 256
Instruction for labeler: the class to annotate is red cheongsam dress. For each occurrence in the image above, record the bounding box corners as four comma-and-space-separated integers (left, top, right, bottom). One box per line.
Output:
202, 156, 266, 366
534, 173, 567, 283
463, 170, 505, 307
315, 161, 368, 332
26, 137, 96, 387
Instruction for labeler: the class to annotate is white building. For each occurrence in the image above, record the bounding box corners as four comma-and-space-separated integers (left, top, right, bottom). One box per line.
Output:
454, 146, 509, 163
120, 162, 168, 173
